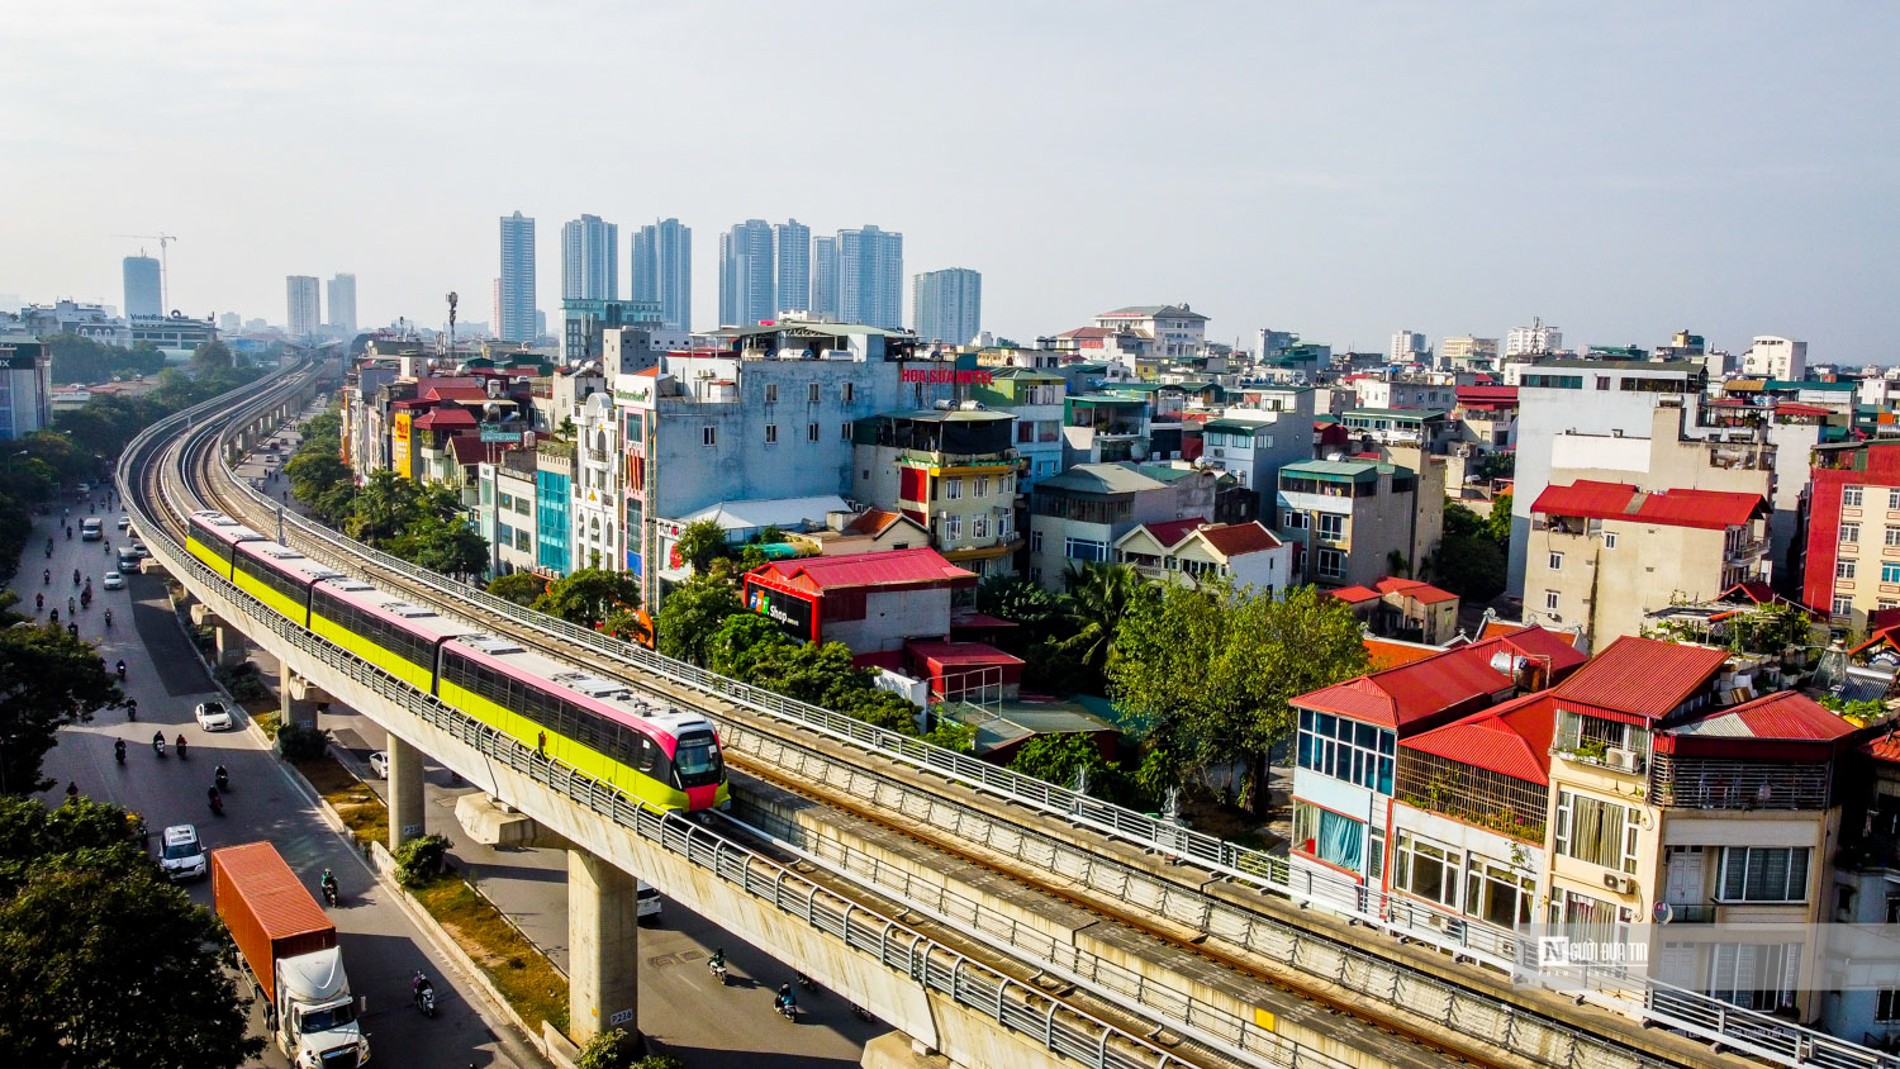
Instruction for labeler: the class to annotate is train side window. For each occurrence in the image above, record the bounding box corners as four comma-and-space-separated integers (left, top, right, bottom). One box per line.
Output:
636, 734, 658, 773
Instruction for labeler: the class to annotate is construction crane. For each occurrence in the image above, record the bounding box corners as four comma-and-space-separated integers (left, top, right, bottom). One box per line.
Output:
114, 232, 179, 313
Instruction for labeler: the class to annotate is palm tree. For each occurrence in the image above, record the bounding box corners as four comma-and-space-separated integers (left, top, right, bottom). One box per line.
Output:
1058, 562, 1148, 681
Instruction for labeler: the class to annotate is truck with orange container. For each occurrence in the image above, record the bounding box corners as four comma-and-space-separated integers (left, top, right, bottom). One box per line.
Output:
212, 842, 369, 1068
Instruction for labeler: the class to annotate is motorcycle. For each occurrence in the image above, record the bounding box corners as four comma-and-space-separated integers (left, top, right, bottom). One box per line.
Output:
115, 660, 126, 681
207, 788, 223, 816
412, 973, 436, 1017
322, 878, 340, 908
103, 609, 111, 629
42, 569, 50, 585
776, 997, 798, 1022
125, 698, 137, 721
709, 958, 728, 985
114, 740, 126, 765
35, 593, 43, 612
175, 734, 187, 759
71, 568, 79, 586
215, 765, 229, 792
796, 972, 819, 995
151, 733, 166, 758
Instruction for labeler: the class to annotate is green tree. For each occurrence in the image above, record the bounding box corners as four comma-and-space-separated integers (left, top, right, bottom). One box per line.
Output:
344, 469, 420, 545
705, 613, 796, 679
974, 574, 1067, 649
1110, 582, 1366, 813
0, 796, 262, 1069
533, 568, 643, 630
188, 339, 235, 371
0, 625, 123, 795
389, 510, 489, 577
1484, 492, 1513, 545
673, 518, 733, 574
488, 572, 549, 607
1008, 734, 1120, 796
1430, 531, 1507, 603
653, 565, 744, 665
1058, 562, 1150, 691
745, 640, 920, 732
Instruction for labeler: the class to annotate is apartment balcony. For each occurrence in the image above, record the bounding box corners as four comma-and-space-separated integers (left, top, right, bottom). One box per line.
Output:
1551, 742, 1647, 776
1657, 903, 1718, 924
1726, 539, 1769, 567
1651, 755, 1829, 811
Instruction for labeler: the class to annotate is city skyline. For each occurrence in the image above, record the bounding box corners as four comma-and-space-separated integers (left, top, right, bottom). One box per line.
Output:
2, 5, 1896, 357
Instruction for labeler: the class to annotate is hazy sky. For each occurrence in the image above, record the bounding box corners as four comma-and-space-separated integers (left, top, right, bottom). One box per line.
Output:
4, 2, 1896, 358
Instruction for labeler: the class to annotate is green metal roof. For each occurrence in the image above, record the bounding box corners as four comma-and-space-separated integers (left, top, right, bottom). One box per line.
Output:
1768, 379, 1854, 391
1202, 418, 1274, 434
1283, 458, 1395, 480
1067, 393, 1147, 405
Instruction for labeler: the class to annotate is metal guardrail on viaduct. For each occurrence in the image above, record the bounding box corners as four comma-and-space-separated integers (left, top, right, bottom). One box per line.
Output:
123, 361, 1900, 1069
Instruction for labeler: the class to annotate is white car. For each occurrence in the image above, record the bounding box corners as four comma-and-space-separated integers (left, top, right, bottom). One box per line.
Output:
159, 824, 206, 881
130, 541, 150, 558
101, 571, 124, 590
116, 514, 130, 530
637, 880, 662, 921
194, 701, 235, 731
367, 751, 388, 778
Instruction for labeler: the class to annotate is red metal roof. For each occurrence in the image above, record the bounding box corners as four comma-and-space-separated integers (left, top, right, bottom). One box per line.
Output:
1138, 518, 1205, 548
1671, 691, 1857, 742
413, 406, 477, 429
446, 436, 486, 465
1455, 385, 1519, 405
1198, 521, 1282, 557
755, 547, 976, 593
1402, 692, 1556, 785
1776, 402, 1835, 417
1552, 636, 1728, 721
1477, 621, 1581, 647
1364, 638, 1443, 669
1325, 585, 1382, 604
423, 385, 491, 402
1374, 577, 1458, 605
1531, 480, 1766, 531
906, 640, 1025, 668
1295, 645, 1516, 731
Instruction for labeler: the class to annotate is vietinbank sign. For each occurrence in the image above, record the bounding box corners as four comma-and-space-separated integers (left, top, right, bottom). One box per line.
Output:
901, 367, 993, 385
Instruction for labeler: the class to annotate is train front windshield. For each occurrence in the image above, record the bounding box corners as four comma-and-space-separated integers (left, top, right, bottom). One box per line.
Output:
673, 733, 723, 788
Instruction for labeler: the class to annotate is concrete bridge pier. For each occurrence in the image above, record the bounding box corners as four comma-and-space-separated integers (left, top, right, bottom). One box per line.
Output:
278, 664, 325, 730
213, 623, 247, 668
568, 848, 640, 1047
386, 735, 427, 850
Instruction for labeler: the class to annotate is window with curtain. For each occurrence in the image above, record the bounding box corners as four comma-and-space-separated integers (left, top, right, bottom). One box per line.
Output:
1293, 802, 1365, 873
1554, 790, 1637, 873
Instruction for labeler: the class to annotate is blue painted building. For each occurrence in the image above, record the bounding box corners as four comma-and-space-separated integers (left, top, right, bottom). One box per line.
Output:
535, 442, 574, 576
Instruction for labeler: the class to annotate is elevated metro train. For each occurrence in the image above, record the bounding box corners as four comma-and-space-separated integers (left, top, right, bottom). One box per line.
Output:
187, 510, 727, 811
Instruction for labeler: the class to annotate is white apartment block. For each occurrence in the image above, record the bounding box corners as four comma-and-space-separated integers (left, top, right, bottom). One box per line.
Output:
1740, 335, 1807, 381
1504, 317, 1562, 357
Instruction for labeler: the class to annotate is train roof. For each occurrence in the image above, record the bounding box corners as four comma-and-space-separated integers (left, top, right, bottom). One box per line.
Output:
189, 510, 265, 544
234, 539, 346, 584
316, 579, 480, 641
443, 635, 716, 741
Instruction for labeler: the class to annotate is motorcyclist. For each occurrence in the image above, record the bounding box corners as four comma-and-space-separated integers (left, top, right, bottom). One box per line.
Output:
115, 659, 126, 679
709, 947, 726, 971
113, 739, 126, 763
175, 732, 187, 757
35, 593, 43, 612
42, 568, 50, 585
152, 730, 165, 753
125, 698, 137, 721
320, 868, 339, 901
207, 786, 222, 811
775, 984, 796, 1015
103, 608, 112, 628
411, 970, 433, 1000
215, 764, 229, 790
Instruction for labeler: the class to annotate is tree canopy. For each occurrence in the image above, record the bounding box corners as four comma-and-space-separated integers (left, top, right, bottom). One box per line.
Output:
534, 569, 643, 633
1109, 582, 1366, 812
0, 796, 262, 1068
488, 572, 549, 607
0, 624, 124, 795
653, 564, 745, 665
672, 518, 734, 574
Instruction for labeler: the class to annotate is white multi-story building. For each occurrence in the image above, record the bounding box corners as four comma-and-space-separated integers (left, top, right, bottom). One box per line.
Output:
1504, 317, 1562, 357
811, 236, 839, 320
123, 255, 161, 319
631, 219, 693, 332
1740, 335, 1807, 381
572, 391, 622, 572
912, 268, 982, 346
561, 214, 619, 302
718, 220, 775, 328
1508, 358, 1706, 592
1389, 330, 1428, 363
838, 225, 904, 330
286, 275, 321, 337
776, 220, 811, 316
1092, 305, 1208, 359
327, 274, 357, 335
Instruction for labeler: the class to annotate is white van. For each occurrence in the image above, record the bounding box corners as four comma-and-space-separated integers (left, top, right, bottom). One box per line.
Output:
80, 518, 103, 542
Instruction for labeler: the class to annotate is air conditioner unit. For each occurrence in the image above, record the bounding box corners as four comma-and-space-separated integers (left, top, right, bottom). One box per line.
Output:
1605, 748, 1638, 773
1602, 872, 1635, 895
